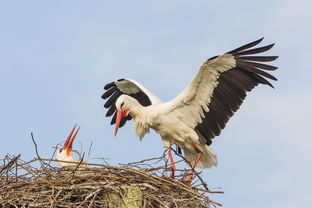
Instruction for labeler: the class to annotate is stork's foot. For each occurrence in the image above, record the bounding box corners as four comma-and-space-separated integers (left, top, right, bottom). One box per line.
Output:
180, 174, 192, 185
185, 170, 194, 181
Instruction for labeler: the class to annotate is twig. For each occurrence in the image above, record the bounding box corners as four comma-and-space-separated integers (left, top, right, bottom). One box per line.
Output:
15, 158, 18, 183
71, 152, 85, 177
87, 141, 93, 161
78, 188, 102, 208
31, 132, 49, 168
120, 155, 165, 166
0, 154, 20, 174
48, 145, 59, 166
194, 187, 224, 194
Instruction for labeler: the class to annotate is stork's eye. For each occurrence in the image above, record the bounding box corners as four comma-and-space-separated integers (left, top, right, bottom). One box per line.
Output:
120, 102, 124, 108
59, 149, 63, 153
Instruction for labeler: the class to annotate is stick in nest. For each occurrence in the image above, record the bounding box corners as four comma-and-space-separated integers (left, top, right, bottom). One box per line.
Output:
0, 154, 20, 175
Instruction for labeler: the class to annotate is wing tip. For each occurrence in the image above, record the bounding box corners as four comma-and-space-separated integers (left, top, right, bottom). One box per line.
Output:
271, 56, 279, 61
104, 78, 127, 90
266, 43, 275, 50
256, 37, 264, 44
104, 82, 115, 90
227, 37, 265, 54
101, 93, 109, 100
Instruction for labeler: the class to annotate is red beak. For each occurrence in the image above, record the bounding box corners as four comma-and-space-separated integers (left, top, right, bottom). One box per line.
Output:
64, 124, 80, 156
114, 109, 129, 136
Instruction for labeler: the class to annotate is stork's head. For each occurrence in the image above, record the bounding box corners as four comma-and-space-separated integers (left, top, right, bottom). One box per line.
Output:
57, 125, 80, 163
114, 95, 138, 136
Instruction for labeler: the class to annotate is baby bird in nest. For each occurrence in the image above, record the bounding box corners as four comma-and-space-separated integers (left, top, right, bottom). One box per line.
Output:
57, 124, 84, 167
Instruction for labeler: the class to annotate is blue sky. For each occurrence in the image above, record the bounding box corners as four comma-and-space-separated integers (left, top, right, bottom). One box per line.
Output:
0, 1, 311, 207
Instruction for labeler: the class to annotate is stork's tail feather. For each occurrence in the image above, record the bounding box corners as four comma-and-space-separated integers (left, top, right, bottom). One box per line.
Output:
183, 146, 217, 169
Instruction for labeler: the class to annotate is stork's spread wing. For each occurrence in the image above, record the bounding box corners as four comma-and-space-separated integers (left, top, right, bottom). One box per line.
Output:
102, 79, 161, 127
167, 38, 278, 145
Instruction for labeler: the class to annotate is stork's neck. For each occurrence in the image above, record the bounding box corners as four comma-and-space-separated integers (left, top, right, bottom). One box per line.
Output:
57, 150, 77, 167
130, 105, 153, 139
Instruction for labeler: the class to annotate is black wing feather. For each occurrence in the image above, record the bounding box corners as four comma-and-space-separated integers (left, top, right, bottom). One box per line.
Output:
239, 56, 278, 62
104, 91, 121, 108
104, 82, 115, 90
235, 44, 275, 56
228, 38, 264, 54
240, 66, 278, 81
101, 87, 116, 99
106, 105, 116, 117
237, 60, 278, 71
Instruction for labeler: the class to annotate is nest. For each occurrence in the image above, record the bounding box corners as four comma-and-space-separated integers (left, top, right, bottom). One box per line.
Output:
0, 153, 223, 208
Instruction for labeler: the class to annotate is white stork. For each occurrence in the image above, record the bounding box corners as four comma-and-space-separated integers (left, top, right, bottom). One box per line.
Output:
56, 124, 81, 167
101, 38, 278, 180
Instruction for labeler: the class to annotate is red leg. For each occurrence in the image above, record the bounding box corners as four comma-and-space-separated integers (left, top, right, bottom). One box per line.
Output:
168, 149, 176, 178
186, 151, 203, 181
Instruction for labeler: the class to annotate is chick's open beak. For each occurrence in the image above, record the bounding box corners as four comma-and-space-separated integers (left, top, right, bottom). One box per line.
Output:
63, 124, 80, 156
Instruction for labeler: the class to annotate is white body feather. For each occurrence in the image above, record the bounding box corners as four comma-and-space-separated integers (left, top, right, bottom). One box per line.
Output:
56, 149, 79, 167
